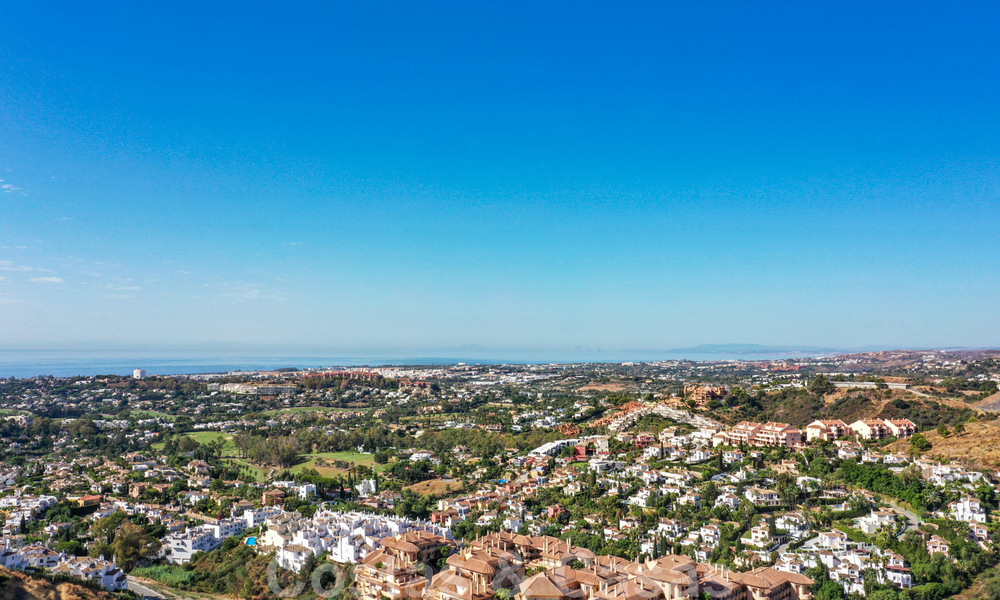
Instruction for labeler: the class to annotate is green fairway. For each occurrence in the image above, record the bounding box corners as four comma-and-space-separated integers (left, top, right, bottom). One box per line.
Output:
186, 431, 236, 451
151, 431, 236, 454
223, 457, 269, 482
152, 434, 388, 481
129, 410, 177, 421
290, 451, 389, 477
258, 406, 358, 416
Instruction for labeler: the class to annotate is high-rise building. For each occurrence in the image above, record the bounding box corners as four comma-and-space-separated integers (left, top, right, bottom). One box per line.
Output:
132, 369, 146, 379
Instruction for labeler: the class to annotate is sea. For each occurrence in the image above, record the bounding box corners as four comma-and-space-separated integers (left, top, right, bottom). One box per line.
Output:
0, 350, 475, 378
0, 347, 833, 378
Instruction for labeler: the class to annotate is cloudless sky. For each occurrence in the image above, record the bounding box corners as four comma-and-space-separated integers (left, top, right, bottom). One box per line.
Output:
1, 1, 999, 354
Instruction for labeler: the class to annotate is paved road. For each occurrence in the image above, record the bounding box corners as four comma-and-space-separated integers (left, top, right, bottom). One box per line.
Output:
128, 576, 167, 600
887, 500, 921, 532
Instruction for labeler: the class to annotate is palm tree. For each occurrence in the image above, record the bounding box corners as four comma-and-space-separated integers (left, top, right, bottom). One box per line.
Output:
924, 488, 943, 512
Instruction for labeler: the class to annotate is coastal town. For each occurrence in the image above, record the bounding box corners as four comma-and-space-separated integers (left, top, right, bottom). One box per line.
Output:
0, 350, 998, 600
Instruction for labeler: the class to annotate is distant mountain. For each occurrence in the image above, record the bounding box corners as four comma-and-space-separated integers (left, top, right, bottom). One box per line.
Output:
661, 344, 845, 356
383, 343, 858, 363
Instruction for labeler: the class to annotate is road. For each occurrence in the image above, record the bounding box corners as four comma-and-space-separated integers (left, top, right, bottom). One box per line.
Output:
128, 576, 167, 600
777, 533, 818, 555
887, 499, 921, 532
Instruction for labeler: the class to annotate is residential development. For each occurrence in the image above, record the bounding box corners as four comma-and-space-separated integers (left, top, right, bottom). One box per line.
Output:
0, 350, 996, 599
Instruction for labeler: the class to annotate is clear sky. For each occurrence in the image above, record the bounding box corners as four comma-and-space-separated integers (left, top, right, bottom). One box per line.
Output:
1, 2, 998, 354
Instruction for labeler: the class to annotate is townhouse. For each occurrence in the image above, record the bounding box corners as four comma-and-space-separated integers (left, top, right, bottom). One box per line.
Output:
50, 555, 128, 591
744, 488, 781, 507
0, 546, 127, 592
926, 535, 950, 556
948, 497, 987, 523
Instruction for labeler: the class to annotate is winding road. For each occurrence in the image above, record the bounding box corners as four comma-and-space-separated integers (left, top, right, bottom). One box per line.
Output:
887, 499, 921, 533
127, 576, 166, 600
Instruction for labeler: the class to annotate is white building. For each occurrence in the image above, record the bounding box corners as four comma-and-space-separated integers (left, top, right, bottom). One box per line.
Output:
948, 497, 987, 523
244, 507, 284, 529
203, 517, 247, 541
356, 479, 378, 498
163, 526, 222, 564
276, 544, 314, 572
52, 555, 128, 591
258, 510, 451, 570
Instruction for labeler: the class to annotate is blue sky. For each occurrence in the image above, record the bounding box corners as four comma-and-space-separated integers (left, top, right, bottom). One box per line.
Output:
1, 2, 998, 354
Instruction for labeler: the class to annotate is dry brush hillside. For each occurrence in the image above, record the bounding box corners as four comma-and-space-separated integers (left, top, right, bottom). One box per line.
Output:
889, 419, 1000, 470
0, 567, 116, 600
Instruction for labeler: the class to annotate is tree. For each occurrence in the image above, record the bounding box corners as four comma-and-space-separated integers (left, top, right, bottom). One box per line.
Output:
936, 424, 949, 438
436, 546, 453, 572
112, 522, 161, 570
809, 375, 835, 396
300, 552, 319, 581
814, 580, 846, 600
984, 573, 1000, 600
910, 433, 931, 452
924, 488, 944, 512
178, 436, 201, 454
55, 540, 86, 556
91, 511, 126, 546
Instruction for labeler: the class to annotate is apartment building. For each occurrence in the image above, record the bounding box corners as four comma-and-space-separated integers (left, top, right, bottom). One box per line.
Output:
754, 423, 804, 448
164, 526, 222, 564
715, 422, 803, 449
504, 552, 810, 600
848, 420, 890, 440
804, 420, 849, 442
260, 510, 451, 571
884, 419, 917, 438
354, 530, 452, 600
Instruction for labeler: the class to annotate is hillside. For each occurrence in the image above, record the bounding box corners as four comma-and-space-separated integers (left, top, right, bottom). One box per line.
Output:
131, 544, 302, 600
973, 391, 1000, 412
888, 419, 1000, 470
747, 388, 982, 430
0, 567, 116, 600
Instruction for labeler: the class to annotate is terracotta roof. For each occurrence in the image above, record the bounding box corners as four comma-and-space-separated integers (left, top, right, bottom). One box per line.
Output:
518, 574, 567, 599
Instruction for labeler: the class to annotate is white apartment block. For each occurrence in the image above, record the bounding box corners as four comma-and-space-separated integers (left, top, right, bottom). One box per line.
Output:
164, 526, 223, 564
262, 510, 451, 572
